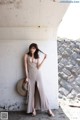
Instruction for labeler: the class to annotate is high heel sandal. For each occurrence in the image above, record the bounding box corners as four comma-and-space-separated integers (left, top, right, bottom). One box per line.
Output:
32, 109, 36, 116
48, 110, 55, 117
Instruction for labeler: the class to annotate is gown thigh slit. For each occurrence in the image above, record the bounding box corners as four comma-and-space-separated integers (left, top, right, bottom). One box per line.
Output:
34, 81, 41, 110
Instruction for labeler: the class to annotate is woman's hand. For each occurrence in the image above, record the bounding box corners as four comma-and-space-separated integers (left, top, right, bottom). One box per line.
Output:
24, 77, 29, 83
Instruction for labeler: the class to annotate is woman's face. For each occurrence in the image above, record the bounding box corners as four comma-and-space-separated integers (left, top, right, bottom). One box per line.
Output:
30, 47, 36, 54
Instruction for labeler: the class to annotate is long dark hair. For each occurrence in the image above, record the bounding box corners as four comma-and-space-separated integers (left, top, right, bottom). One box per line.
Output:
27, 43, 39, 59
27, 43, 45, 59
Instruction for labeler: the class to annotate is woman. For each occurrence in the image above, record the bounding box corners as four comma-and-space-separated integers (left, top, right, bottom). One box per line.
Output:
24, 43, 54, 116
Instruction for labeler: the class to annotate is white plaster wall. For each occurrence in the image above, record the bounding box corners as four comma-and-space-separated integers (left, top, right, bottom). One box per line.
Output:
0, 27, 57, 40
0, 39, 58, 111
0, 0, 69, 111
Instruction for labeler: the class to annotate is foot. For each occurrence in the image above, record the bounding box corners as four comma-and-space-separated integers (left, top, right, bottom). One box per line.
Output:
48, 109, 55, 117
32, 109, 36, 116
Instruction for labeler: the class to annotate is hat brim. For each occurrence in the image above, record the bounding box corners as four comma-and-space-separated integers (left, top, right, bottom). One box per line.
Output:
16, 78, 28, 97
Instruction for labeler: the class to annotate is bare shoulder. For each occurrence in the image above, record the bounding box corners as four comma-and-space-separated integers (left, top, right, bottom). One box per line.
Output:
24, 53, 28, 59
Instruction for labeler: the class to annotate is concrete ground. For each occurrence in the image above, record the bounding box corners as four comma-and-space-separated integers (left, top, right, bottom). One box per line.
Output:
8, 107, 69, 120
0, 99, 80, 120
8, 99, 80, 120
59, 98, 80, 120
1, 98, 80, 120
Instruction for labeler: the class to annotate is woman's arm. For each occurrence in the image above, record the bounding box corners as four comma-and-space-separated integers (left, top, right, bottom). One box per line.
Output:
37, 54, 47, 69
24, 54, 29, 82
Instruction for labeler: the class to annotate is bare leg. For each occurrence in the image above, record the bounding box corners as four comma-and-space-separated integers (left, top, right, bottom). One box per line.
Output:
32, 99, 36, 116
32, 108, 36, 116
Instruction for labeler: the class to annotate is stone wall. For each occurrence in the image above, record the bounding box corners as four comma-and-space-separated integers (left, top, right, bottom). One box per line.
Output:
57, 38, 80, 101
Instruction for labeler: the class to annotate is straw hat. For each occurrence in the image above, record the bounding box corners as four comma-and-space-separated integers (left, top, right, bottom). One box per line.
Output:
16, 78, 28, 97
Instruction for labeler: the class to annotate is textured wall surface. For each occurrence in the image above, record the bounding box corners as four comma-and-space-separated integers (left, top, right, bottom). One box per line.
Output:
0, 0, 69, 40
58, 38, 80, 101
0, 0, 69, 27
0, 40, 58, 111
